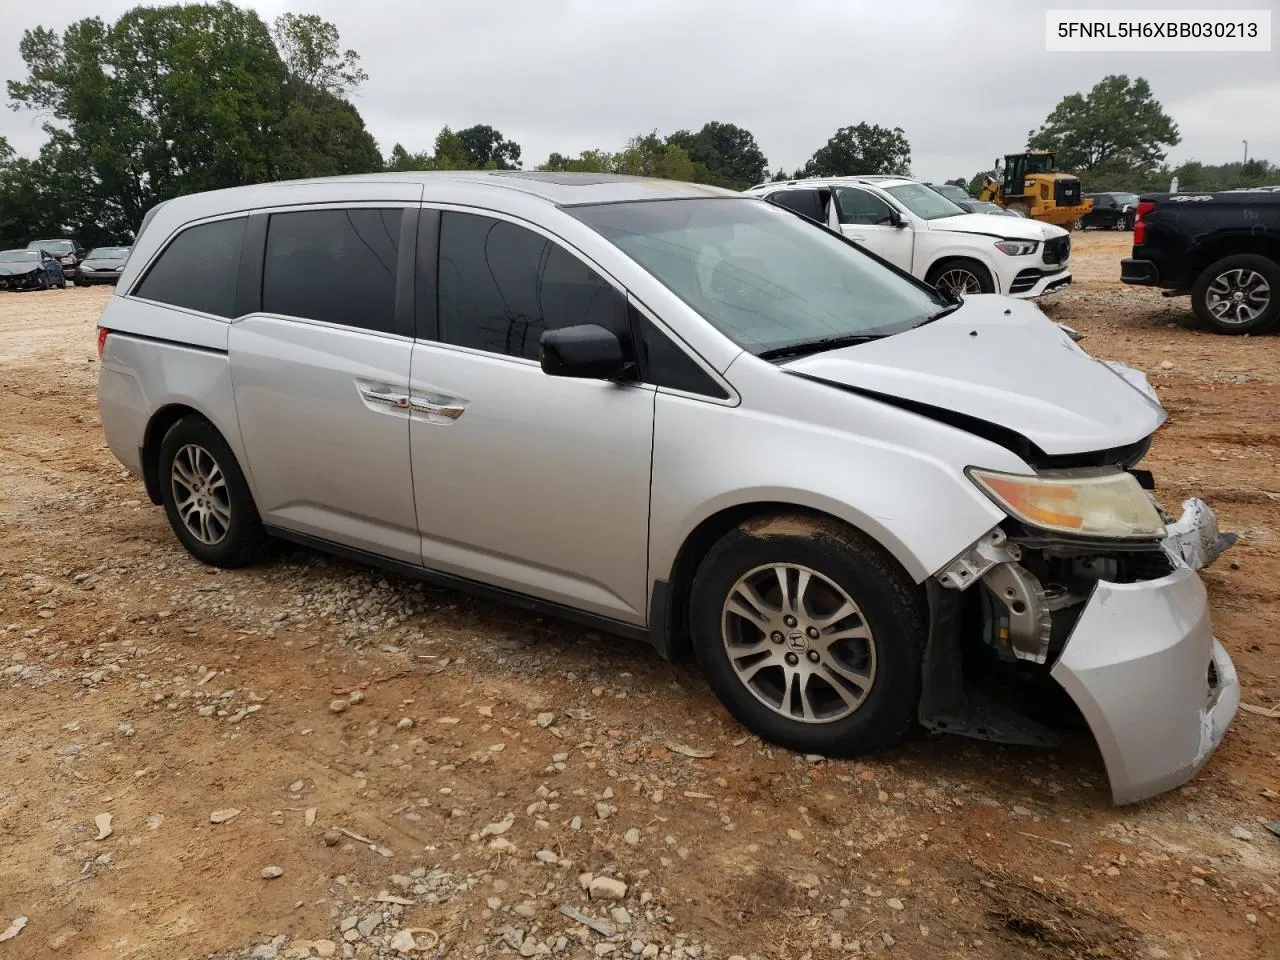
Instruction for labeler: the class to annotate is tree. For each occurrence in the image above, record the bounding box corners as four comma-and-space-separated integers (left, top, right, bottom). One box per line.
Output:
614, 133, 694, 181
666, 122, 768, 190
456, 124, 522, 170
1028, 75, 1179, 178
802, 124, 911, 177
770, 168, 793, 182
271, 13, 367, 108
5, 3, 380, 242
385, 143, 435, 171
536, 149, 615, 173
431, 126, 471, 170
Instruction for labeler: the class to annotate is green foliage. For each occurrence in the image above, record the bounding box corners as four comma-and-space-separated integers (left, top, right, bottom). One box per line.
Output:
3, 3, 380, 243
1168, 159, 1278, 192
770, 169, 793, 182
1027, 75, 1179, 178
385, 143, 436, 172
271, 13, 367, 107
802, 123, 911, 178
666, 122, 768, 190
537, 150, 616, 173
614, 132, 695, 181
456, 125, 522, 170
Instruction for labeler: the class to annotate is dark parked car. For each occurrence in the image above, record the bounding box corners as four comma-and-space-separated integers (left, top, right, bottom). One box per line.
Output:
26, 238, 85, 279
0, 248, 67, 291
76, 246, 132, 285
1121, 188, 1280, 334
1080, 192, 1140, 231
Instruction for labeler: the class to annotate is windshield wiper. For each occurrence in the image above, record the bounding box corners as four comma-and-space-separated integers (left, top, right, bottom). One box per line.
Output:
912, 300, 964, 328
758, 333, 884, 361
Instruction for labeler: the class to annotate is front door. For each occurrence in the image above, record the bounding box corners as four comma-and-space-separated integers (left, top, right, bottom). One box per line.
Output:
831, 186, 915, 273
229, 205, 420, 562
409, 209, 655, 623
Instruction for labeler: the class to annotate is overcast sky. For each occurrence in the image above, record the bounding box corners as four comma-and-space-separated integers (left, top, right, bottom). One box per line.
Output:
1, 0, 1276, 182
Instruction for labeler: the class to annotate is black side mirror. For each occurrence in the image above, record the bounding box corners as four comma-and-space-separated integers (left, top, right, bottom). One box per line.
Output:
540, 324, 635, 380
889, 209, 907, 228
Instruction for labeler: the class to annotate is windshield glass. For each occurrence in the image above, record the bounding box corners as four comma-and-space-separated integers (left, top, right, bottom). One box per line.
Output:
1025, 154, 1054, 173
0, 250, 38, 262
884, 183, 967, 220
568, 198, 946, 354
88, 247, 130, 259
1113, 193, 1139, 206
932, 184, 970, 202
28, 240, 74, 255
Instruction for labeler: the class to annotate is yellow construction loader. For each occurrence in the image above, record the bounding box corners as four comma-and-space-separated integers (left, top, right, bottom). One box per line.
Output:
977, 151, 1093, 229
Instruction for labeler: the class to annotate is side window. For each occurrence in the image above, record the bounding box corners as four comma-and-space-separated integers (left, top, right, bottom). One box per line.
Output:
437, 211, 629, 360
134, 217, 245, 318
833, 187, 895, 226
262, 208, 402, 333
635, 311, 728, 399
767, 189, 827, 224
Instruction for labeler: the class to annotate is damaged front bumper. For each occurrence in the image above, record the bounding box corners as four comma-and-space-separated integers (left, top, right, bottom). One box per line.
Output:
1050, 564, 1239, 804
926, 496, 1241, 805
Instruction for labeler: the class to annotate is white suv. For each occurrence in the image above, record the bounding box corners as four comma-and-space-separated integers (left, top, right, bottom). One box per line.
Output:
744, 176, 1072, 299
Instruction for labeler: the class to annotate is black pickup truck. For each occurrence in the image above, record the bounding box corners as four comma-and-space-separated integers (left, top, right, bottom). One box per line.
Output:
1121, 187, 1280, 334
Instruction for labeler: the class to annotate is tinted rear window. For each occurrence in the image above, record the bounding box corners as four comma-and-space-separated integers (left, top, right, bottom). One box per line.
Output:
134, 217, 246, 318
263, 208, 402, 333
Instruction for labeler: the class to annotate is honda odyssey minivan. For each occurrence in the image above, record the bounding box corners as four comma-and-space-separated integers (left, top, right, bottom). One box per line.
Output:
96, 171, 1239, 805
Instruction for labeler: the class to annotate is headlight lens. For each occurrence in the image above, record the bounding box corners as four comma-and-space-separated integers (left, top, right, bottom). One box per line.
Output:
968, 467, 1166, 539
994, 239, 1038, 256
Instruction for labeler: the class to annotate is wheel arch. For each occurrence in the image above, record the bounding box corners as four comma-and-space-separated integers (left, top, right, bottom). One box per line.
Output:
652, 499, 925, 662
141, 403, 234, 505
1188, 235, 1280, 279
923, 254, 998, 294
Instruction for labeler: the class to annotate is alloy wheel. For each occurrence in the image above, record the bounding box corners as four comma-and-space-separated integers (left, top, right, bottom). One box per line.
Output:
170, 443, 232, 545
1206, 269, 1271, 326
720, 563, 876, 724
935, 268, 983, 297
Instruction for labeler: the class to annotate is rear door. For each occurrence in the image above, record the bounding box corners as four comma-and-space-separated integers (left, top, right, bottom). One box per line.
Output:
831, 186, 914, 272
228, 202, 422, 563
765, 188, 832, 227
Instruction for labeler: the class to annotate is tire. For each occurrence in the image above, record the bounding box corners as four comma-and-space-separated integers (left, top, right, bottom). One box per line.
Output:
688, 514, 926, 758
1070, 218, 1084, 232
38, 272, 50, 290
926, 258, 994, 298
1115, 215, 1131, 231
158, 415, 268, 567
1191, 254, 1280, 335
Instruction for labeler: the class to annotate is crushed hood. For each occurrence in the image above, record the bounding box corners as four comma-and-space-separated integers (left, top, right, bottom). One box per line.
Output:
782, 296, 1166, 456
927, 213, 1067, 241
0, 263, 42, 277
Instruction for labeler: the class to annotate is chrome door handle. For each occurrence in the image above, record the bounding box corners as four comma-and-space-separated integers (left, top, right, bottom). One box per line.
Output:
360, 387, 410, 409
409, 396, 467, 420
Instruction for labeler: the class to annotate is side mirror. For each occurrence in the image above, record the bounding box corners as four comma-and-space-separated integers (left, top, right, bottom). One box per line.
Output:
540, 324, 635, 380
889, 210, 908, 228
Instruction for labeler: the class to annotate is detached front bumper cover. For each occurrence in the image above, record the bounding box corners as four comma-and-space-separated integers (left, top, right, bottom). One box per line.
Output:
1163, 497, 1238, 570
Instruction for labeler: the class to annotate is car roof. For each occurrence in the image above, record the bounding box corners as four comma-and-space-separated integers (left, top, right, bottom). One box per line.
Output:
745, 175, 915, 192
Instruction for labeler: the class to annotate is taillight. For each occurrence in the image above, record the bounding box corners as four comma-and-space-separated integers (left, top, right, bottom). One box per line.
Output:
1133, 200, 1156, 244
97, 326, 109, 359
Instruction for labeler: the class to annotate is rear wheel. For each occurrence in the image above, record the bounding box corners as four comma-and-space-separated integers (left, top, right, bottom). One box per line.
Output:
1115, 215, 1132, 231
689, 515, 926, 757
158, 415, 268, 567
1191, 254, 1279, 335
926, 258, 994, 298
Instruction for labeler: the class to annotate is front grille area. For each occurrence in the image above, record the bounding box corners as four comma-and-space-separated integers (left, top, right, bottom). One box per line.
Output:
1043, 236, 1070, 265
1054, 178, 1082, 204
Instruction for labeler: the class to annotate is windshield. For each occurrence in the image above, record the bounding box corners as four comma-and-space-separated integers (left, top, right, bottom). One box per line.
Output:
1024, 154, 1054, 173
28, 240, 74, 255
0, 250, 38, 262
884, 183, 967, 220
932, 184, 970, 203
88, 247, 130, 259
1113, 193, 1139, 206
568, 198, 946, 355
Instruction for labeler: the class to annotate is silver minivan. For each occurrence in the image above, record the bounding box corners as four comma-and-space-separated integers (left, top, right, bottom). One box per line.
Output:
96, 172, 1239, 805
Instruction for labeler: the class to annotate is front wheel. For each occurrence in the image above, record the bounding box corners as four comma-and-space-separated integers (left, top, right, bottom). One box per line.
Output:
158, 415, 268, 567
1191, 254, 1279, 335
689, 515, 926, 757
926, 258, 994, 298
1115, 215, 1131, 231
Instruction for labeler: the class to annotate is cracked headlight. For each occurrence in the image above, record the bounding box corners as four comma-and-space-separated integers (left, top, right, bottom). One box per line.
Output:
968, 467, 1166, 540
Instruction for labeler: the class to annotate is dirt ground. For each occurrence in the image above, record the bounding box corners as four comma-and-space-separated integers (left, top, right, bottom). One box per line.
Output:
1, 232, 1277, 960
